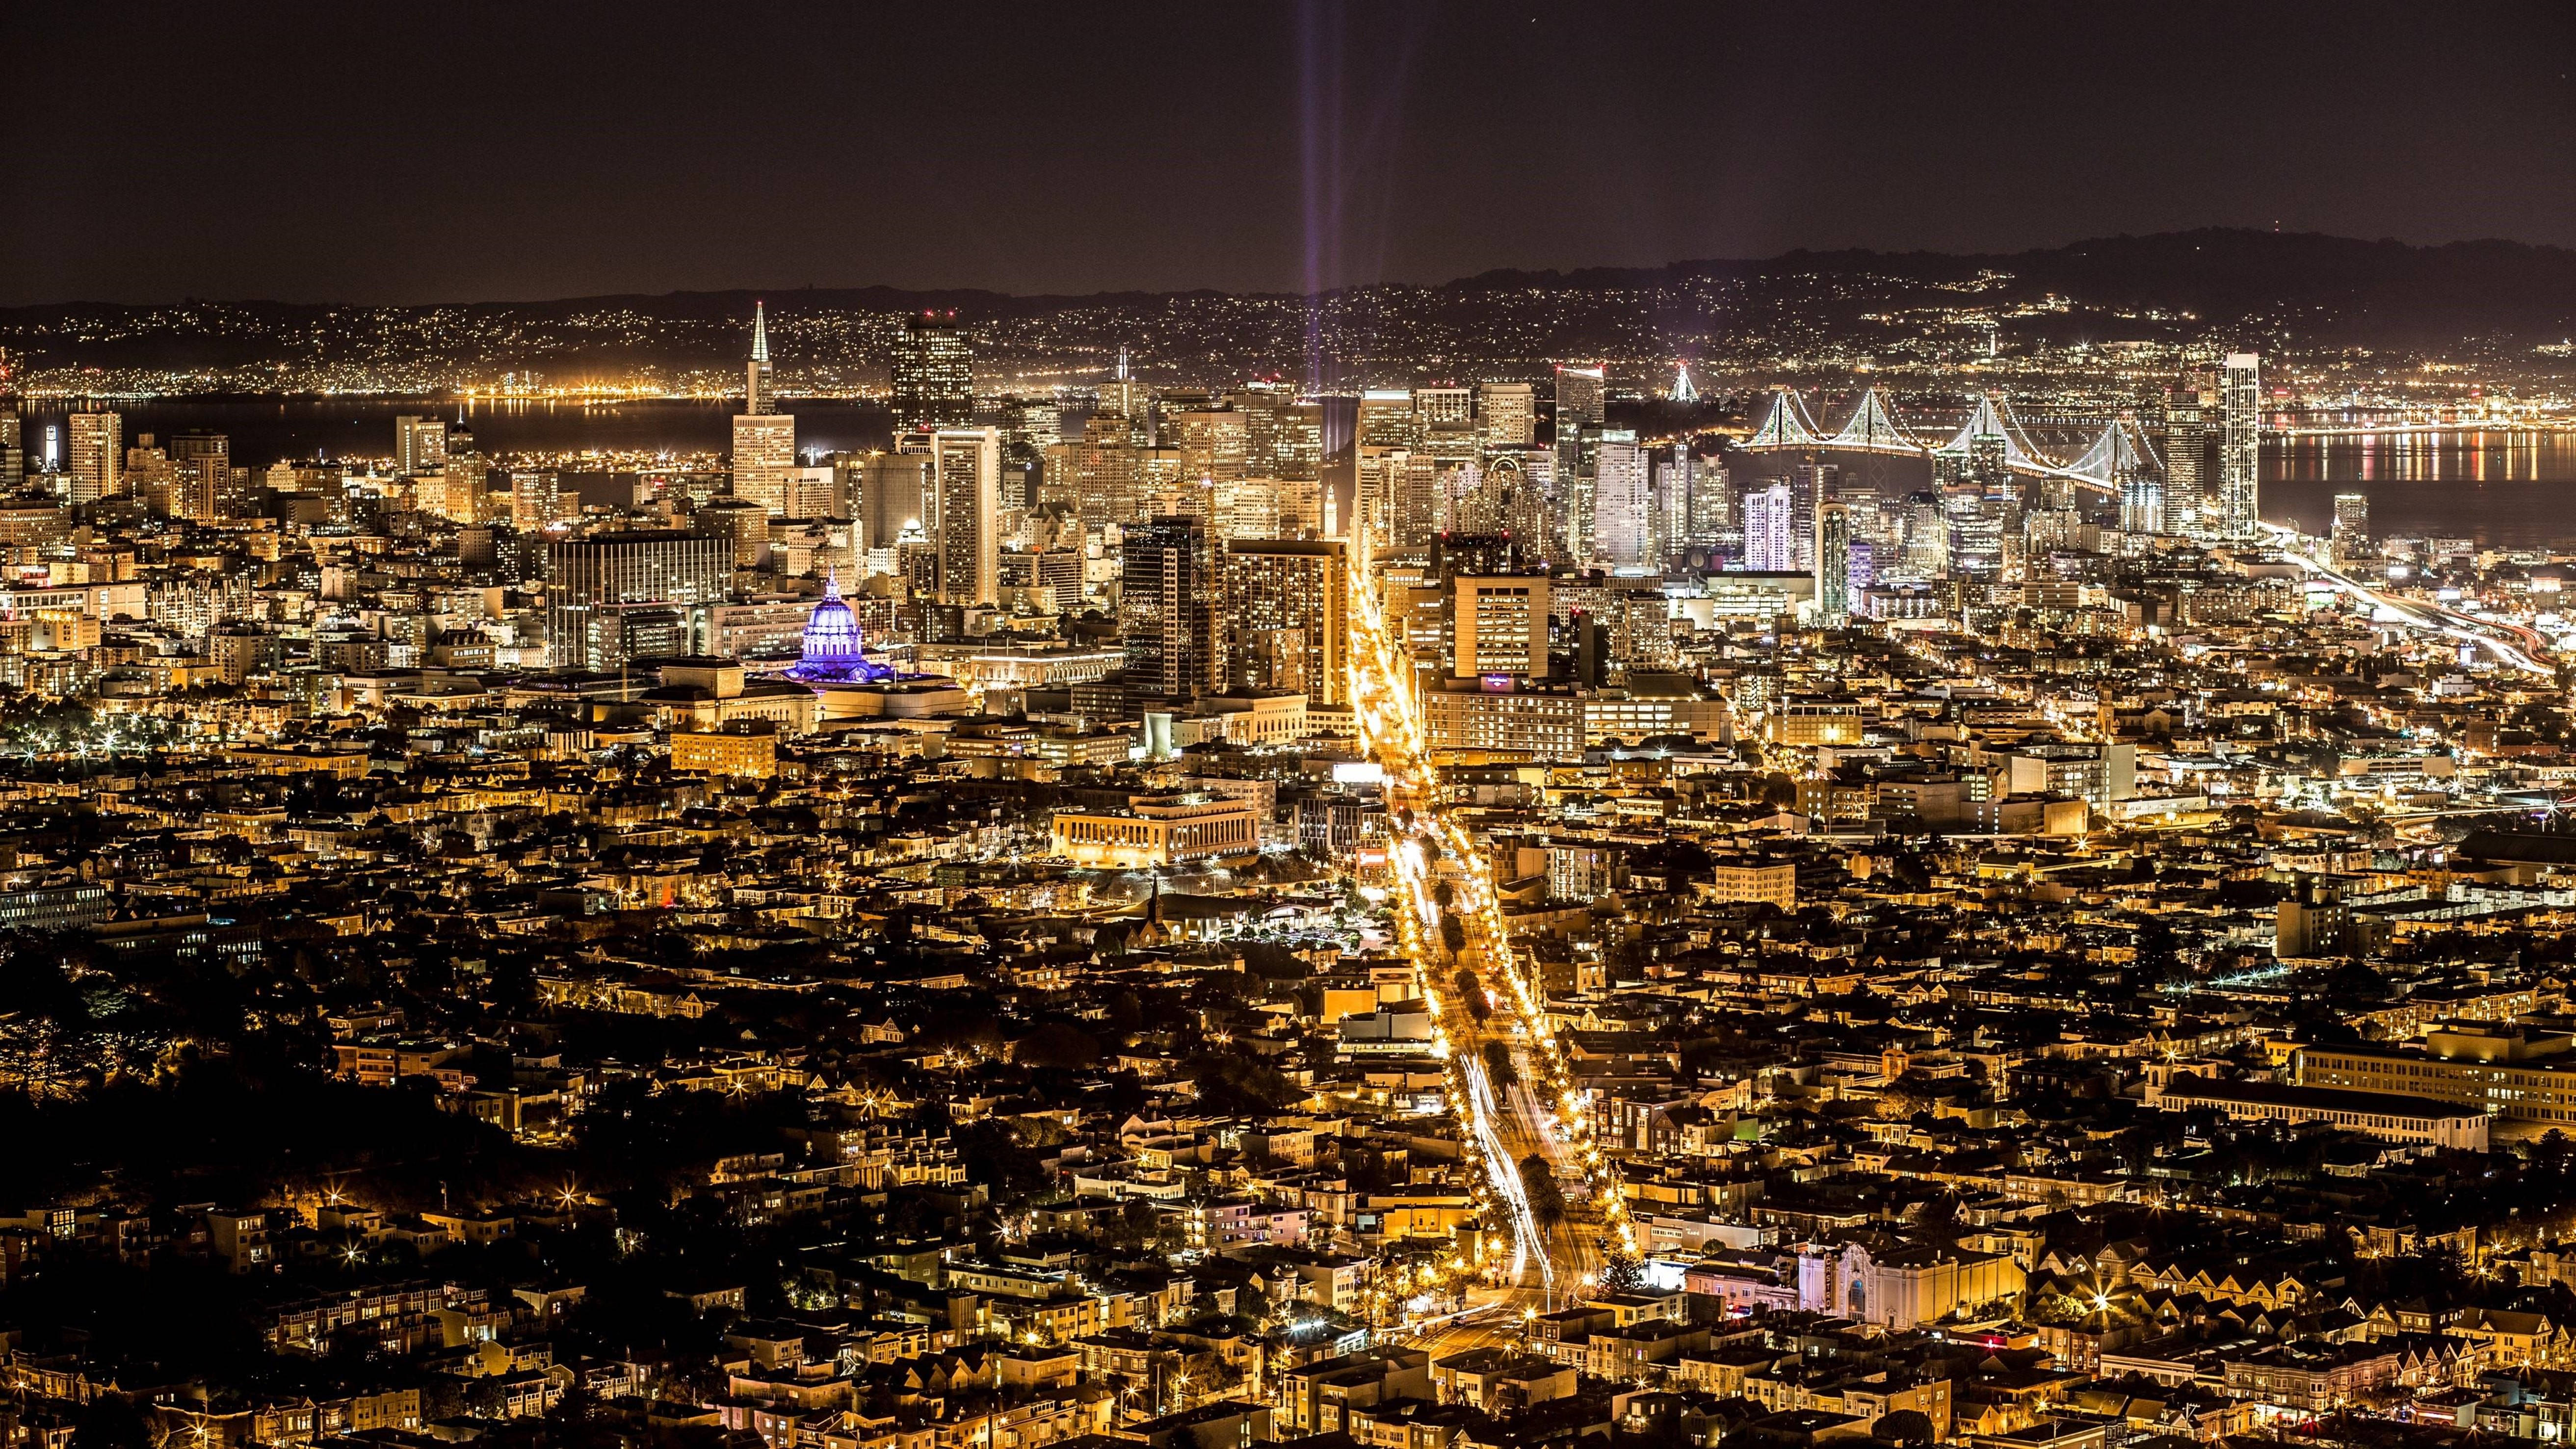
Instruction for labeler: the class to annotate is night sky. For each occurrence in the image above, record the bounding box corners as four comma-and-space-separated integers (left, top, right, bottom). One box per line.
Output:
9, 1, 2574, 306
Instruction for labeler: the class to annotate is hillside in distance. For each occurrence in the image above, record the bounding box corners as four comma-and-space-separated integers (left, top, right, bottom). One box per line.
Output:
6, 230, 2574, 387
1465, 229, 2576, 343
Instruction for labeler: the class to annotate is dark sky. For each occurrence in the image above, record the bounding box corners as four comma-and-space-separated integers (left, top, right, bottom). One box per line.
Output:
10, 1, 2574, 305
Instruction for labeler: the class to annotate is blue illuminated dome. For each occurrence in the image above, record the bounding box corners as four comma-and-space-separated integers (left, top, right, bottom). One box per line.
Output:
787, 572, 895, 683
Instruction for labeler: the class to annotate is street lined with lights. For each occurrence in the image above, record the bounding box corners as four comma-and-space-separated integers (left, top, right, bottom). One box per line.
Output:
1347, 530, 1641, 1320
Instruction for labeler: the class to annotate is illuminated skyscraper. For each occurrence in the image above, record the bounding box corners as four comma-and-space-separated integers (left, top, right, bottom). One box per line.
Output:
394, 415, 448, 475
1454, 575, 1551, 680
745, 302, 775, 415
1592, 431, 1648, 565
2332, 492, 2371, 563
66, 411, 120, 503
1553, 366, 1606, 558
1815, 502, 1853, 623
1554, 365, 1605, 431
1743, 483, 1794, 572
732, 413, 796, 515
932, 427, 1001, 606
732, 305, 795, 513
1121, 515, 1218, 698
2220, 352, 2262, 539
1221, 538, 1349, 705
2121, 469, 2165, 536
892, 312, 973, 432
2159, 385, 2206, 537
1477, 382, 1535, 448
545, 530, 731, 670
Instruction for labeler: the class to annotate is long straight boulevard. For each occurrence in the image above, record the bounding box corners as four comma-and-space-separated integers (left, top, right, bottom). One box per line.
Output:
1344, 539, 1629, 1353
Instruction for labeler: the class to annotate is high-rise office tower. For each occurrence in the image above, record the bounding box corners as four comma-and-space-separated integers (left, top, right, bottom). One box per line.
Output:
1394, 452, 1442, 551
2160, 386, 2206, 537
745, 302, 775, 415
2121, 469, 2165, 536
66, 411, 121, 503
125, 435, 174, 511
545, 530, 732, 670
1553, 366, 1606, 560
2220, 353, 2262, 539
732, 303, 797, 513
1356, 390, 1418, 449
1787, 463, 1837, 572
1121, 515, 1219, 698
1554, 365, 1605, 431
1413, 387, 1473, 431
857, 451, 934, 556
2332, 493, 2371, 563
892, 312, 973, 432
0, 406, 20, 494
932, 428, 1001, 606
1944, 490, 2004, 579
172, 432, 232, 521
1687, 458, 1732, 543
1241, 391, 1323, 481
1169, 406, 1250, 486
1098, 347, 1152, 446
1815, 502, 1853, 623
732, 413, 797, 515
1649, 443, 1693, 566
1220, 538, 1349, 705
1743, 483, 1795, 572
394, 415, 448, 475
512, 471, 575, 533
1069, 415, 1140, 535
1477, 382, 1535, 448
1592, 431, 1649, 566
1453, 575, 1551, 680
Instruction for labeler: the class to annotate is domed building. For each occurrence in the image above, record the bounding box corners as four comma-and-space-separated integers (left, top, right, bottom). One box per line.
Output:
784, 573, 896, 684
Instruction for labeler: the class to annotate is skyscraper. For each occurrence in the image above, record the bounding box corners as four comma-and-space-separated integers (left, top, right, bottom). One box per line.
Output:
1743, 483, 1795, 572
732, 413, 797, 515
1221, 538, 1349, 705
1553, 365, 1605, 431
1686, 458, 1732, 544
545, 530, 732, 670
1241, 392, 1323, 481
1591, 431, 1649, 565
2332, 492, 2371, 563
0, 406, 20, 494
731, 303, 796, 514
394, 415, 448, 475
745, 302, 775, 414
173, 432, 232, 521
1121, 515, 1218, 698
1815, 502, 1853, 623
857, 451, 934, 556
2160, 385, 2206, 537
1097, 348, 1152, 446
1069, 415, 1141, 535
1454, 575, 1551, 680
1787, 463, 1838, 572
892, 312, 973, 432
1553, 366, 1606, 559
2220, 352, 2262, 539
1477, 382, 1535, 448
66, 411, 121, 503
932, 427, 1001, 606
2120, 469, 2165, 536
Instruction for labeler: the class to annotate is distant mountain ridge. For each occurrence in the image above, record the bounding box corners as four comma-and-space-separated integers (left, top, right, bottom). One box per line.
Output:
5, 230, 2573, 380
1447, 229, 2576, 340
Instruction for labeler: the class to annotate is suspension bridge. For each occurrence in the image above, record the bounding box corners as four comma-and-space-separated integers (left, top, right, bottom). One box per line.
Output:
1739, 386, 2162, 497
